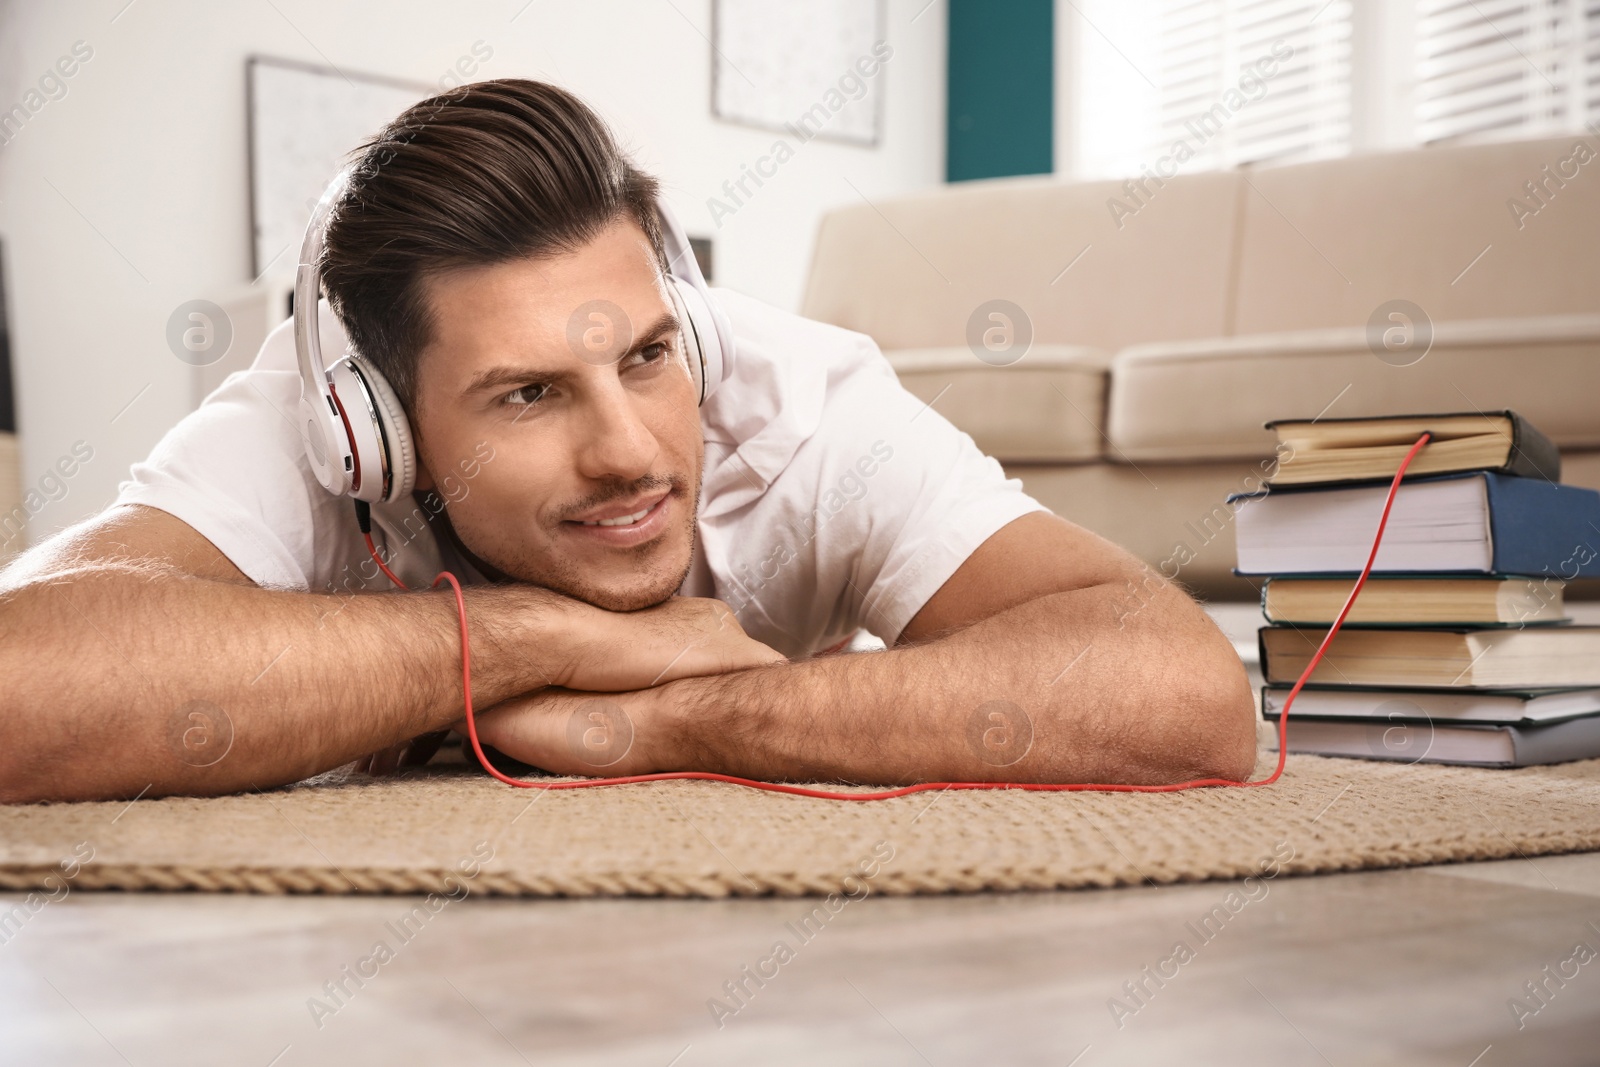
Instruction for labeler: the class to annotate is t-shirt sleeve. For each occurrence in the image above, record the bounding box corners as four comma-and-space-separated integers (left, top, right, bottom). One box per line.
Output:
729, 334, 1051, 649
112, 365, 322, 591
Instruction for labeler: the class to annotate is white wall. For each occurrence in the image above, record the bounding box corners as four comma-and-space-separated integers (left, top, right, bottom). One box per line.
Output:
0, 0, 945, 547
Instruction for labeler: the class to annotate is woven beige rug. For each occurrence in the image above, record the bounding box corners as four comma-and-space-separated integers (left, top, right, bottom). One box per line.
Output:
3, 745, 1598, 898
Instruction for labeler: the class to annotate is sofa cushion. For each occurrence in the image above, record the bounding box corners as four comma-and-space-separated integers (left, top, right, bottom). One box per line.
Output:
1232, 135, 1600, 335
887, 346, 1110, 462
1108, 314, 1600, 461
1004, 458, 1280, 600
802, 170, 1244, 354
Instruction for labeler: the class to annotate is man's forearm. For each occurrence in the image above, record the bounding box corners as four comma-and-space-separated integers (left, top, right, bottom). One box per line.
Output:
657, 581, 1257, 786
0, 567, 564, 802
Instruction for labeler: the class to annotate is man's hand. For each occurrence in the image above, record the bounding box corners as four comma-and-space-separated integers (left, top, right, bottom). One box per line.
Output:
457, 685, 679, 778
360, 595, 784, 776
560, 595, 786, 691
364, 591, 787, 777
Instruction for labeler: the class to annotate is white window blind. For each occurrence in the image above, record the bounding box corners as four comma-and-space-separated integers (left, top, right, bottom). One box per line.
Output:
1155, 0, 1354, 169
1414, 0, 1600, 144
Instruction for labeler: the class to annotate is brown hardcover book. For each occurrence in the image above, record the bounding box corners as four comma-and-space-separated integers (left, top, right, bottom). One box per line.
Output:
1259, 625, 1600, 689
1261, 576, 1566, 626
1265, 410, 1560, 487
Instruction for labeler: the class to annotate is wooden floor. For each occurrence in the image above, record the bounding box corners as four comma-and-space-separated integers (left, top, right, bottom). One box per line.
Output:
7, 604, 1599, 1064
4, 853, 1599, 1065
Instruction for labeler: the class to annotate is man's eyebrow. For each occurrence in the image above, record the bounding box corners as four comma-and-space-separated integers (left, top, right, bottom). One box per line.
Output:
461, 363, 561, 398
459, 310, 680, 399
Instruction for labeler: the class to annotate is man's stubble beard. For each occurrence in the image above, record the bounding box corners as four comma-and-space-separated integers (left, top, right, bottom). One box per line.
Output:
428, 472, 704, 613
531, 474, 703, 611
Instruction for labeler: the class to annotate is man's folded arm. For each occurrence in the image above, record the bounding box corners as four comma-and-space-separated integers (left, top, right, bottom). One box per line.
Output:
673, 512, 1256, 785
0, 504, 781, 803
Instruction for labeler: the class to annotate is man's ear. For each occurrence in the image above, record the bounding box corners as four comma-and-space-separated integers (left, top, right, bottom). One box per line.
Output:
413, 456, 435, 493
407, 410, 435, 494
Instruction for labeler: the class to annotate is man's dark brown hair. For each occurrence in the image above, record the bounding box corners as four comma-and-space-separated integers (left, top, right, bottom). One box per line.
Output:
319, 78, 665, 417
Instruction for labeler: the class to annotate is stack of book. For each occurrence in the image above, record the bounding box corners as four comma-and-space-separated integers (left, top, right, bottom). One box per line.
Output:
1231, 411, 1600, 767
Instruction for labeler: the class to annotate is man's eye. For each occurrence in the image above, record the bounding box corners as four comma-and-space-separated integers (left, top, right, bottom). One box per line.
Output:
503, 383, 548, 407
637, 341, 671, 365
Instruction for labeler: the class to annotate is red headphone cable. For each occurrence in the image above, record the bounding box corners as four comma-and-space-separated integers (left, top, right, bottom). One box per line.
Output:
357, 431, 1431, 799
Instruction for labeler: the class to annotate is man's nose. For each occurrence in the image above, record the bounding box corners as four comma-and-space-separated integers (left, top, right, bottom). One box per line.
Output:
573, 378, 659, 482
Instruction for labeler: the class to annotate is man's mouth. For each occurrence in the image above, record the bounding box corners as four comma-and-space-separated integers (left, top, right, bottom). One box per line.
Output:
561, 488, 675, 544
578, 502, 657, 527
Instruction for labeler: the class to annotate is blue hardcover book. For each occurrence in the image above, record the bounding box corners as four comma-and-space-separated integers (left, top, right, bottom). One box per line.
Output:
1229, 471, 1600, 578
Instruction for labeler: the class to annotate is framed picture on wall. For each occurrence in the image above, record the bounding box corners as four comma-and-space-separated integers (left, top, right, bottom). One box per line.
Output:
246, 56, 432, 282
711, 0, 887, 147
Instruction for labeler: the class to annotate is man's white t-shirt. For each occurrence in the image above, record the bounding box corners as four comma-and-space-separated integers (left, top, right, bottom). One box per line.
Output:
114, 289, 1049, 659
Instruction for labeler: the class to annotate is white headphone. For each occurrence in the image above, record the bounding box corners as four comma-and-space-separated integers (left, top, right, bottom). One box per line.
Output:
293, 166, 734, 506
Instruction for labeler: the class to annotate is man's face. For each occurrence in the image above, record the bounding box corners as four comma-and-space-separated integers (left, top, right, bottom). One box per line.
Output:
409, 214, 704, 612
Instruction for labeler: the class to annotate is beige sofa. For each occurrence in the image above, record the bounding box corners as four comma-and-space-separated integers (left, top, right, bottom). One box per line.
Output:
801, 135, 1600, 599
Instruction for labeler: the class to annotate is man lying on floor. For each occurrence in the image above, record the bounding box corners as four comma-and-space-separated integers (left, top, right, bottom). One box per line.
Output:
0, 79, 1254, 803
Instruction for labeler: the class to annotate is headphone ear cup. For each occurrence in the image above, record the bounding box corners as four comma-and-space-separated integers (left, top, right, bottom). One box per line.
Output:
347, 355, 416, 503
665, 278, 707, 405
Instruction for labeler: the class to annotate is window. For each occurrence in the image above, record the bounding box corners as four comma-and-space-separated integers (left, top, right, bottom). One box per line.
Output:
1068, 0, 1353, 178
1064, 0, 1600, 179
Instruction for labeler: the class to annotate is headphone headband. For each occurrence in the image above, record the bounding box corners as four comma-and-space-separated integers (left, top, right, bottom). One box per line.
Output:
295, 168, 350, 424
293, 167, 361, 498
655, 201, 732, 405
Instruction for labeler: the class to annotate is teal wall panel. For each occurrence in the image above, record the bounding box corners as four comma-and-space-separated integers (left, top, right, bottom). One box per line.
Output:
947, 0, 1054, 182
